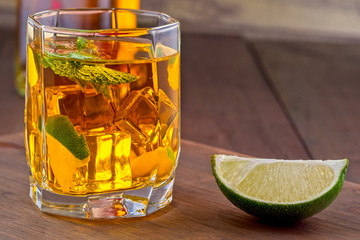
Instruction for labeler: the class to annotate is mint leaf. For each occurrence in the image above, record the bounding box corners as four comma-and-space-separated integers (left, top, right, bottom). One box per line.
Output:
68, 52, 94, 60
43, 37, 138, 99
43, 51, 138, 85
76, 37, 87, 52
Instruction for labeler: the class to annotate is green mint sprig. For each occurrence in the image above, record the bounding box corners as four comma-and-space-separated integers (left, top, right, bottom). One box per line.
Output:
42, 37, 138, 99
43, 37, 138, 99
43, 51, 137, 85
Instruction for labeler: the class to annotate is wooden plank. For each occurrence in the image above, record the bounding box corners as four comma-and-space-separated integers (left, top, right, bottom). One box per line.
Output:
0, 29, 24, 135
0, 133, 359, 240
254, 41, 360, 183
181, 34, 309, 159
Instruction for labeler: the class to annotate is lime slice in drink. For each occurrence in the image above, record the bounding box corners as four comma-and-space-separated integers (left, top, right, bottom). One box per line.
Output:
46, 115, 90, 192
211, 154, 348, 222
131, 147, 175, 179
27, 46, 39, 88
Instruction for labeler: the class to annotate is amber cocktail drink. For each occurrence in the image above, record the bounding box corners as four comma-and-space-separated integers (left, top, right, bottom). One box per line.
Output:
25, 9, 180, 219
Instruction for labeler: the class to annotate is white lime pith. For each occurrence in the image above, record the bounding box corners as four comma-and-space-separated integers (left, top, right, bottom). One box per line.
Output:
211, 155, 348, 222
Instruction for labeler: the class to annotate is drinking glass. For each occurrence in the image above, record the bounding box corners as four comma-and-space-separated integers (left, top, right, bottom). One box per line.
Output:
25, 8, 180, 219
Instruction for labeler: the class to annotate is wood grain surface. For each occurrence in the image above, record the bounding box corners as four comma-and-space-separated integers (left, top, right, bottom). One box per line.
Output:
0, 133, 359, 240
181, 34, 309, 160
254, 41, 360, 184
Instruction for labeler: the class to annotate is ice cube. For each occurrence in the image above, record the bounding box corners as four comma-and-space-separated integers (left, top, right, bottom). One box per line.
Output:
115, 87, 159, 140
115, 119, 147, 144
159, 89, 178, 127
85, 131, 132, 190
161, 114, 180, 151
82, 84, 115, 131
109, 83, 131, 112
158, 90, 179, 150
113, 133, 132, 189
86, 133, 113, 182
45, 84, 84, 127
129, 62, 155, 91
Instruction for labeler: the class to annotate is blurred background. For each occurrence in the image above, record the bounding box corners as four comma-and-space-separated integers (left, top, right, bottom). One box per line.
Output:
0, 0, 359, 183
4, 1, 360, 40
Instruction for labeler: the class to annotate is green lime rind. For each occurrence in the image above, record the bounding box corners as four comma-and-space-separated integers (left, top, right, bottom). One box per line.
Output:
45, 115, 90, 160
166, 147, 175, 162
43, 51, 138, 86
211, 155, 348, 222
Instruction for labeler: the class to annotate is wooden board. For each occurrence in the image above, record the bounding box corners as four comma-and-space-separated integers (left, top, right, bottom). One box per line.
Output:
0, 133, 359, 240
181, 34, 309, 159
254, 41, 360, 184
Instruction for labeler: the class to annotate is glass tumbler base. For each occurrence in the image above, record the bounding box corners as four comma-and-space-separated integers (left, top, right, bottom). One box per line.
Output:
29, 178, 174, 219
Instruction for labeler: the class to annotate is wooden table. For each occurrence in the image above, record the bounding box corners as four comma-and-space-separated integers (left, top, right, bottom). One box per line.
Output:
0, 133, 359, 240
1, 27, 360, 238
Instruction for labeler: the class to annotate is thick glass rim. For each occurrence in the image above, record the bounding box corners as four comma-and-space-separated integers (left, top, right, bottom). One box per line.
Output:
28, 8, 179, 35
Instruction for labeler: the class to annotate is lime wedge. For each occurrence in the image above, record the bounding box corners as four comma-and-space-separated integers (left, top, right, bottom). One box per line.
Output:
211, 154, 348, 221
131, 147, 175, 179
46, 115, 90, 160
27, 46, 39, 87
46, 115, 90, 192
